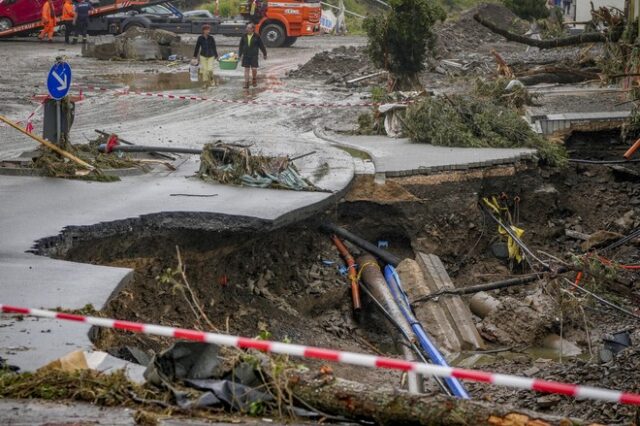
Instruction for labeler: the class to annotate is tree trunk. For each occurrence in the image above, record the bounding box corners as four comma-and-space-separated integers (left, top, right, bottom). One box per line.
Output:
473, 14, 621, 48
287, 371, 585, 425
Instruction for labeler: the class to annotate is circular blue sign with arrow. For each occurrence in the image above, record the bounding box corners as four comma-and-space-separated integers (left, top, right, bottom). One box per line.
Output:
46, 61, 72, 100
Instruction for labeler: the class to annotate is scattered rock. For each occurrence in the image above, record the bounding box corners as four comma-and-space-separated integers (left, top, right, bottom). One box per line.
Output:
477, 289, 555, 345
469, 292, 502, 319
536, 395, 560, 409
614, 210, 635, 232
541, 334, 582, 357
489, 242, 509, 260
581, 230, 624, 251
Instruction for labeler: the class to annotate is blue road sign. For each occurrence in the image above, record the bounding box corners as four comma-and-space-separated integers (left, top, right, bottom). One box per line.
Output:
46, 62, 72, 100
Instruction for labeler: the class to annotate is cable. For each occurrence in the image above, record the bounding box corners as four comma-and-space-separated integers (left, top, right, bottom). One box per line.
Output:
562, 278, 640, 321
357, 283, 453, 397
383, 266, 469, 399
602, 227, 640, 253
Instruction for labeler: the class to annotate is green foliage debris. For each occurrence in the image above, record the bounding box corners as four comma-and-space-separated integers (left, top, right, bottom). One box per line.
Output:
473, 78, 538, 111
404, 95, 567, 166
31, 135, 146, 182
0, 369, 160, 406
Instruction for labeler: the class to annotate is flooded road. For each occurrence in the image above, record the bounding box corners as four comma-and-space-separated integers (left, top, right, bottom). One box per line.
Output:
0, 35, 366, 160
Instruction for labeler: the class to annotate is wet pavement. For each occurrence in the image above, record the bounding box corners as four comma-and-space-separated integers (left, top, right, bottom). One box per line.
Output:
0, 35, 362, 372
316, 130, 536, 176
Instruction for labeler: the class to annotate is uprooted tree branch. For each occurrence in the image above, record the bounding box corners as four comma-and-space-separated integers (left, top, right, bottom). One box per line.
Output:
473, 13, 620, 48
279, 364, 586, 425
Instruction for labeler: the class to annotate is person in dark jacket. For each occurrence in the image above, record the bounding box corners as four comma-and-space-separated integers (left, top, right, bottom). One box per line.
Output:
238, 23, 267, 89
72, 0, 93, 44
193, 24, 219, 86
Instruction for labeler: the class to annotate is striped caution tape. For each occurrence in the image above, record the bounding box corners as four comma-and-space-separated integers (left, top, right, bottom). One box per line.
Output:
76, 84, 408, 109
1, 303, 640, 406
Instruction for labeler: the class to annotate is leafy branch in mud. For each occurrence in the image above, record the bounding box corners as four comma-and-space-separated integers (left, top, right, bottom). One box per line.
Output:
404, 95, 567, 165
32, 134, 147, 182
364, 0, 445, 90
473, 77, 539, 111
0, 368, 163, 407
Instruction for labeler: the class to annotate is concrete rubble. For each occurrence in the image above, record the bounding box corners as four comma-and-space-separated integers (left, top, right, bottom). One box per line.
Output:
83, 27, 181, 60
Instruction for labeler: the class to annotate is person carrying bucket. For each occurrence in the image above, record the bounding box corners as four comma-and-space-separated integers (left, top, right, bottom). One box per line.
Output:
238, 23, 267, 89
193, 24, 219, 86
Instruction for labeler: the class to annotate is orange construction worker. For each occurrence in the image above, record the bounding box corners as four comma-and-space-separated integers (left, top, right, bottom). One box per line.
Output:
61, 0, 75, 44
38, 0, 56, 42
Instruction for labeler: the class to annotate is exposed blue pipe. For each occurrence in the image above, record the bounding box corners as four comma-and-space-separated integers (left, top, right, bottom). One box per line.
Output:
384, 265, 470, 399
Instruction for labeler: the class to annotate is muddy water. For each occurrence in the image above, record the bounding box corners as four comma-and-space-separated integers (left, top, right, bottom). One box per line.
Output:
102, 72, 227, 91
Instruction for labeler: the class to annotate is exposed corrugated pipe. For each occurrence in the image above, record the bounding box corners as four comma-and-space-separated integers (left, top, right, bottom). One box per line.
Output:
357, 254, 423, 394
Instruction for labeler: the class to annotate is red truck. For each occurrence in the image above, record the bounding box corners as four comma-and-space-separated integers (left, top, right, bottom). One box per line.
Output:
0, 0, 321, 47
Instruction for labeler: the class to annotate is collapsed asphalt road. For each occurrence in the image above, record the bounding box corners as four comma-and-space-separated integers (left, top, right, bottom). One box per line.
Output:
0, 35, 364, 371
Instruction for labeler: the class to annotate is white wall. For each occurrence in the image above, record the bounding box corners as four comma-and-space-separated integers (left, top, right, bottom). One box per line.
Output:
574, 0, 626, 22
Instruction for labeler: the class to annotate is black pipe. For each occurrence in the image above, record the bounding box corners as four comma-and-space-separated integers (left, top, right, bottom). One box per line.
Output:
95, 130, 175, 161
98, 144, 205, 155
568, 158, 640, 164
414, 268, 569, 303
321, 222, 402, 266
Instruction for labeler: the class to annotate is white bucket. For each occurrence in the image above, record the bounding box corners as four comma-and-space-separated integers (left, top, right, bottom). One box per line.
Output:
189, 61, 199, 82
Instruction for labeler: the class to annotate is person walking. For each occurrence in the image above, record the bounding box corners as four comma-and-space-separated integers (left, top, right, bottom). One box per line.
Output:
61, 0, 75, 44
193, 24, 219, 87
238, 23, 266, 89
562, 0, 572, 16
38, 0, 56, 42
73, 0, 93, 44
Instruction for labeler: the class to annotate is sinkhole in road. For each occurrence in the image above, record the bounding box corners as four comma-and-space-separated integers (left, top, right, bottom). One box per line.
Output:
32, 138, 640, 397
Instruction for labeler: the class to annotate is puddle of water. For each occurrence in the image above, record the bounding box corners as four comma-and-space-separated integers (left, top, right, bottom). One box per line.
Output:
102, 72, 225, 91
452, 346, 593, 368
336, 145, 372, 161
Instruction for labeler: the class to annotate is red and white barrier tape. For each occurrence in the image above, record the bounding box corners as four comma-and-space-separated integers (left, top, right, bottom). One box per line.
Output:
2, 303, 639, 406
77, 84, 395, 109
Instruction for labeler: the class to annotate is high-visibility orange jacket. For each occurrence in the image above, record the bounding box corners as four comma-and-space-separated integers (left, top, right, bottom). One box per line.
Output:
62, 1, 75, 20
41, 1, 56, 25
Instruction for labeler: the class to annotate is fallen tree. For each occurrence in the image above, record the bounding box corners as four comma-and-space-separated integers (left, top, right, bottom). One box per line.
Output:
287, 369, 585, 425
473, 13, 621, 48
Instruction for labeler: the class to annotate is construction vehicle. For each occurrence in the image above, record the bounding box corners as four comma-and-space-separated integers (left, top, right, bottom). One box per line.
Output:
0, 0, 159, 37
0, 0, 321, 47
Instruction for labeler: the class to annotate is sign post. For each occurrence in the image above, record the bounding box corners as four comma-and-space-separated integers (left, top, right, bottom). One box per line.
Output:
46, 59, 72, 145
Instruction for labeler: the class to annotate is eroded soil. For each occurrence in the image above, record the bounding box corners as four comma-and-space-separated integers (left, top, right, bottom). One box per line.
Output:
39, 131, 640, 424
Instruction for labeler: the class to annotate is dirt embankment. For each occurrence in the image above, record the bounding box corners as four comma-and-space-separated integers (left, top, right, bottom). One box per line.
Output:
287, 3, 529, 85
435, 3, 528, 55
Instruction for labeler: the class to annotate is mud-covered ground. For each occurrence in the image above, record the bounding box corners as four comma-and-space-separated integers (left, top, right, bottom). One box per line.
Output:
42, 131, 640, 424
